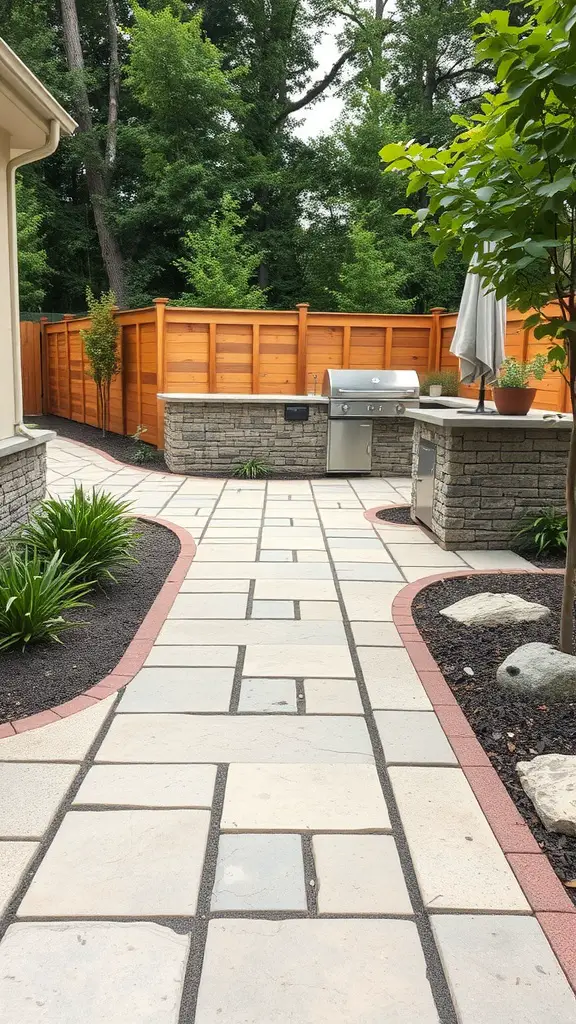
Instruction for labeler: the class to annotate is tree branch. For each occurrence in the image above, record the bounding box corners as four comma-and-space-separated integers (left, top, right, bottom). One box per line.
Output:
276, 47, 354, 123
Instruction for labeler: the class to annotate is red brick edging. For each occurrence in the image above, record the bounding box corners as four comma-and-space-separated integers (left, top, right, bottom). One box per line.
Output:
392, 568, 576, 990
0, 517, 196, 738
364, 503, 417, 527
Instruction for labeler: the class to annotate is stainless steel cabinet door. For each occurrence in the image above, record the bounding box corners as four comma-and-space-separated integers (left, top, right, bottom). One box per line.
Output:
327, 419, 373, 473
415, 439, 436, 529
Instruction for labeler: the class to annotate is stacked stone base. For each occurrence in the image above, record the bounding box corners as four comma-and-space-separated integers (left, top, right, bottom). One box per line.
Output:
164, 402, 329, 476
412, 422, 569, 550
0, 443, 47, 535
164, 400, 418, 478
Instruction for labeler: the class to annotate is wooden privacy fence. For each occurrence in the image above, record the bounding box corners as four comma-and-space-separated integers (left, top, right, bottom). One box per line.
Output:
27, 300, 570, 449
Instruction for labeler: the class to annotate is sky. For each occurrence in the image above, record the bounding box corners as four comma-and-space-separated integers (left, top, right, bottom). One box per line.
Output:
294, 17, 347, 141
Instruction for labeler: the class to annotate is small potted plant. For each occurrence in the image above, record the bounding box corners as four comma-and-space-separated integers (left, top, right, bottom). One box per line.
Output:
492, 354, 547, 415
420, 370, 459, 398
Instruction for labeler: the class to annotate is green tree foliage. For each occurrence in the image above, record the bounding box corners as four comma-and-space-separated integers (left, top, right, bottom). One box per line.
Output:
2, 0, 496, 313
16, 177, 50, 312
175, 194, 266, 309
332, 222, 413, 313
381, 0, 576, 652
80, 289, 120, 435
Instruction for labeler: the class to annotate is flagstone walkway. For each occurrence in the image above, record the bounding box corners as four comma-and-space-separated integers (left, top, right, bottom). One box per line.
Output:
0, 436, 575, 1023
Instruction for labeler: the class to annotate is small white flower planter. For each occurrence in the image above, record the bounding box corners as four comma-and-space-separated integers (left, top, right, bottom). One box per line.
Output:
429, 384, 443, 398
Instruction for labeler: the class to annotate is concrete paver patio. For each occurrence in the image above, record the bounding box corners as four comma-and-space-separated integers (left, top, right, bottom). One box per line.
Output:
0, 435, 574, 1022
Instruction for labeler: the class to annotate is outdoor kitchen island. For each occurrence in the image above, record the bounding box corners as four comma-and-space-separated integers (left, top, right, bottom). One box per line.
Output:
405, 404, 572, 550
159, 382, 418, 477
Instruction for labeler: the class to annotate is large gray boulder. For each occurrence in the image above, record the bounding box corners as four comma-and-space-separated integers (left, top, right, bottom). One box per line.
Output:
440, 592, 550, 627
497, 642, 576, 696
517, 754, 576, 836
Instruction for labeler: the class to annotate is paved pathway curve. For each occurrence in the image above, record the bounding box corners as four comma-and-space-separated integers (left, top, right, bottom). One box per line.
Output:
0, 436, 574, 1023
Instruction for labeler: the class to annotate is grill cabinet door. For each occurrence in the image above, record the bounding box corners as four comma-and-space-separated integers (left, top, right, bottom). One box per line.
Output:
327, 420, 373, 473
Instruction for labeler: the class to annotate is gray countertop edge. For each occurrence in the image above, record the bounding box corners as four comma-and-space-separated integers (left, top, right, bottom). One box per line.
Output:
406, 407, 572, 429
158, 392, 328, 405
0, 429, 56, 460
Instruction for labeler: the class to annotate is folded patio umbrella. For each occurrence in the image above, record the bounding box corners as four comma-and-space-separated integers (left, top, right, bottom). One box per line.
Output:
450, 249, 506, 413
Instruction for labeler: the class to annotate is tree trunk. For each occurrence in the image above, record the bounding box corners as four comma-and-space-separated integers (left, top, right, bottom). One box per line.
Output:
560, 337, 576, 653
370, 0, 385, 91
59, 0, 126, 305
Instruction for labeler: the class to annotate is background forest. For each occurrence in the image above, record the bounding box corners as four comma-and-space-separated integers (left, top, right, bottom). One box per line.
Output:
3, 0, 522, 315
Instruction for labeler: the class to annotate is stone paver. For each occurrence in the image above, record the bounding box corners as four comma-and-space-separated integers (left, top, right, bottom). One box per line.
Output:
243, 643, 354, 677
304, 677, 363, 713
194, 919, 439, 1024
19, 809, 210, 916
238, 678, 297, 713
96, 714, 373, 763
390, 767, 530, 911
0, 842, 38, 914
167, 593, 248, 618
359, 647, 432, 710
375, 710, 458, 765
0, 697, 114, 761
0, 763, 78, 838
211, 834, 306, 910
432, 915, 576, 1023
118, 667, 234, 712
313, 834, 412, 915
2, 440, 570, 1023
0, 921, 189, 1024
251, 600, 295, 618
222, 764, 390, 830
73, 764, 217, 807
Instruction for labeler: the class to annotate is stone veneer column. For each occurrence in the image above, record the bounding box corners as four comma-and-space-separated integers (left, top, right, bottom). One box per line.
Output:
411, 421, 569, 549
0, 442, 47, 534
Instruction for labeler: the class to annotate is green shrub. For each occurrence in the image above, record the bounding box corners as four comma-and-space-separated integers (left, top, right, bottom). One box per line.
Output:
420, 370, 459, 396
513, 507, 567, 555
130, 425, 156, 465
0, 550, 92, 651
19, 486, 139, 583
494, 354, 547, 389
232, 457, 270, 479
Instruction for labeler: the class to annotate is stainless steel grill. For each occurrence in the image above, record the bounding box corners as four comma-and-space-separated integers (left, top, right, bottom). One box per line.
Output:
322, 369, 420, 473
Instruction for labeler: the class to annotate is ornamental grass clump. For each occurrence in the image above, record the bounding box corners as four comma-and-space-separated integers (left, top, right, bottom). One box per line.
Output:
18, 486, 139, 583
0, 550, 92, 651
514, 507, 568, 556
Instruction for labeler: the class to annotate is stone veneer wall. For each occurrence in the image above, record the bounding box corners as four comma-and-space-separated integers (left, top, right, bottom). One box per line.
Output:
164, 401, 417, 477
0, 444, 47, 535
412, 421, 569, 549
164, 401, 329, 476
372, 418, 415, 477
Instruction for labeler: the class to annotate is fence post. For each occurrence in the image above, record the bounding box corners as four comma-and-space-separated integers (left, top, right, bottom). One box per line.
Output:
208, 322, 217, 392
62, 314, 74, 418
252, 323, 260, 393
39, 317, 48, 414
154, 298, 169, 449
296, 303, 309, 393
429, 307, 446, 372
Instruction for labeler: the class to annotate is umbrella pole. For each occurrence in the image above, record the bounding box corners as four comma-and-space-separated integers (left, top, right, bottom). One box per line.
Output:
458, 373, 496, 415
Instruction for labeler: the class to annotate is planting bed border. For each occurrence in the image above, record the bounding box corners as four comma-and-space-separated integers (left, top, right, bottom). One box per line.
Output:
0, 516, 196, 738
392, 567, 576, 991
364, 503, 417, 527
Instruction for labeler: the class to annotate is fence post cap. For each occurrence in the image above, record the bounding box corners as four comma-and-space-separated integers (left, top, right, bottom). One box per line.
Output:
153, 297, 170, 304
296, 302, 310, 309
62, 314, 75, 320
430, 306, 447, 313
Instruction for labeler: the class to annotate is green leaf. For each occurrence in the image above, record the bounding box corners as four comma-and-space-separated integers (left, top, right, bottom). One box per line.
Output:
535, 177, 575, 196
523, 313, 542, 329
379, 143, 408, 163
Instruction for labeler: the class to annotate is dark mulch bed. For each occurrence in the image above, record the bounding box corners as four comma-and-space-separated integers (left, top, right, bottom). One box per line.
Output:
27, 415, 167, 471
0, 520, 179, 723
513, 548, 566, 569
376, 505, 412, 525
412, 571, 576, 902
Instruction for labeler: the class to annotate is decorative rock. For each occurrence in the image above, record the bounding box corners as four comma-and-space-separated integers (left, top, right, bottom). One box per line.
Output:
497, 642, 576, 696
440, 592, 550, 627
516, 754, 576, 836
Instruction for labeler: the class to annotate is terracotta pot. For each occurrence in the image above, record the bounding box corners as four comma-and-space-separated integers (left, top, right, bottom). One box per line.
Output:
493, 387, 536, 416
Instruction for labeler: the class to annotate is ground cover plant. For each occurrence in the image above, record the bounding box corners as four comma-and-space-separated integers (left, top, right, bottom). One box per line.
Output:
0, 549, 92, 652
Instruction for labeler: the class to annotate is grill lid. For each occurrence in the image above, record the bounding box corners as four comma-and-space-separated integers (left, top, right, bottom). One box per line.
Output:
322, 369, 420, 399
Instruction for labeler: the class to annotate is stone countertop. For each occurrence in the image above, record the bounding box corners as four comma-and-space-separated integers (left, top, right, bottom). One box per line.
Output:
158, 393, 328, 405
0, 428, 56, 458
406, 405, 572, 429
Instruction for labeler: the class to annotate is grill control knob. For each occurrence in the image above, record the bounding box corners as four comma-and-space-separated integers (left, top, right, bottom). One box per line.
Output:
395, 402, 406, 415
342, 403, 349, 414
367, 403, 375, 412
